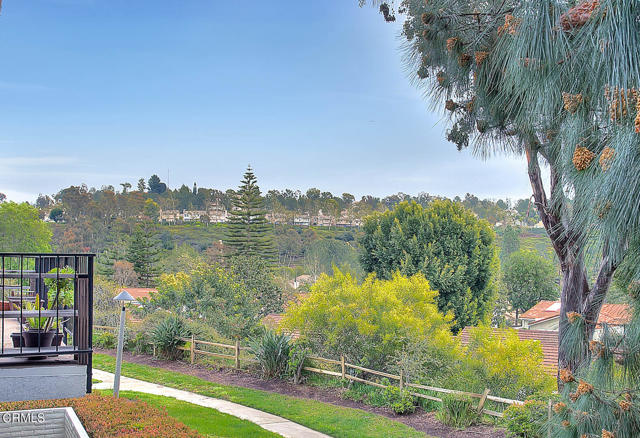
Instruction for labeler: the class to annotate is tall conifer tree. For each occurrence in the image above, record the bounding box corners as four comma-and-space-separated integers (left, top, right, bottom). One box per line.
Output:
127, 221, 160, 286
225, 167, 276, 261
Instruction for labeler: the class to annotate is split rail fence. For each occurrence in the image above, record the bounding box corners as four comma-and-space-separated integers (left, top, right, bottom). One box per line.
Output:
93, 326, 523, 418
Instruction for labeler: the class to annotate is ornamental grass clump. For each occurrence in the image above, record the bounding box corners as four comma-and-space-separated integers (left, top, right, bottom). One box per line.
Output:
151, 314, 188, 360
250, 329, 291, 379
436, 394, 478, 428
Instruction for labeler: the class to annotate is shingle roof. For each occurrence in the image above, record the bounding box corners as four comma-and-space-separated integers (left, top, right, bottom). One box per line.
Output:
459, 327, 558, 372
122, 288, 157, 301
521, 300, 631, 327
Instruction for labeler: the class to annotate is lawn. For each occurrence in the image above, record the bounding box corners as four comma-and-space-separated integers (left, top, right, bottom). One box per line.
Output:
117, 391, 279, 438
93, 353, 429, 438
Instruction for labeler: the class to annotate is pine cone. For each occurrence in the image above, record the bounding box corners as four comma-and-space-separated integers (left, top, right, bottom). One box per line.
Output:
573, 147, 595, 171
475, 51, 488, 66
421, 12, 434, 24
437, 71, 446, 85
562, 92, 583, 114
553, 402, 567, 413
560, 368, 576, 383
619, 400, 632, 411
560, 1, 600, 31
602, 430, 615, 438
446, 37, 459, 52
498, 14, 521, 35
458, 53, 471, 67
599, 147, 615, 171
445, 99, 457, 111
577, 380, 594, 395
562, 420, 571, 428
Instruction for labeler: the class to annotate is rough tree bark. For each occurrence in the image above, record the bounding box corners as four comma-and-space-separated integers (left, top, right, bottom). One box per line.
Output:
525, 143, 617, 381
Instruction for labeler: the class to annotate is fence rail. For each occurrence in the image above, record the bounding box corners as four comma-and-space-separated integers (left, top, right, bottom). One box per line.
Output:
93, 327, 524, 417
301, 355, 524, 418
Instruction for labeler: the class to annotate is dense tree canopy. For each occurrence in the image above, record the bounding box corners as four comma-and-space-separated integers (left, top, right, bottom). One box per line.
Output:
503, 249, 558, 322
360, 200, 498, 331
0, 202, 52, 252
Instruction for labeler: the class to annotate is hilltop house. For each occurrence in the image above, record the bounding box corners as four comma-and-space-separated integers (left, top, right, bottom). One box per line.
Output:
520, 300, 631, 339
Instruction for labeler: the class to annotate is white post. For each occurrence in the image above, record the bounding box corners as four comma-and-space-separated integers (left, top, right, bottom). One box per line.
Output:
113, 304, 126, 398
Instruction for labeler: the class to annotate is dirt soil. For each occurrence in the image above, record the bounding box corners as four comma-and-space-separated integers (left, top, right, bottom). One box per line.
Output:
95, 349, 505, 438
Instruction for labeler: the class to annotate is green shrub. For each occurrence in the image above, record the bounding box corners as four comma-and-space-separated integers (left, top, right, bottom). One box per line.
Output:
151, 315, 188, 360
93, 331, 117, 349
287, 341, 311, 384
503, 400, 547, 438
436, 394, 478, 428
342, 383, 388, 407
250, 330, 291, 379
383, 386, 416, 415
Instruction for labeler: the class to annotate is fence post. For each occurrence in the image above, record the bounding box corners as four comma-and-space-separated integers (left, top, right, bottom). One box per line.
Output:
477, 388, 490, 414
399, 369, 404, 390
190, 334, 195, 365
341, 355, 345, 379
548, 398, 552, 438
235, 340, 240, 369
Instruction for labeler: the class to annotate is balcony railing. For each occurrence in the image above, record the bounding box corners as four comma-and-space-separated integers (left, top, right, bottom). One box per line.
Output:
0, 253, 94, 393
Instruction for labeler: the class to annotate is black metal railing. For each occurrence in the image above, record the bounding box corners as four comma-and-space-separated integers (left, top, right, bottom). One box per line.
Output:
0, 253, 94, 392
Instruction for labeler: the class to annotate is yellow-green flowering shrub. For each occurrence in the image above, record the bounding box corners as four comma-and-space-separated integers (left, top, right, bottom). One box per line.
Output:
282, 269, 455, 370
458, 326, 555, 399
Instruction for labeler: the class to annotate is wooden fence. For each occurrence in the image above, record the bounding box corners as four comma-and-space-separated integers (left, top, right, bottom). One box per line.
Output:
302, 355, 523, 418
93, 326, 524, 418
176, 335, 255, 369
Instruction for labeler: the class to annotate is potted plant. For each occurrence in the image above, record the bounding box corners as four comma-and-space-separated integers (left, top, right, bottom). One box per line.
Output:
21, 295, 56, 347
20, 267, 75, 348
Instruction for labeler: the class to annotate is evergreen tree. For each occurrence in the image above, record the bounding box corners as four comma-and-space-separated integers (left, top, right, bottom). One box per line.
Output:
374, 0, 635, 375
224, 167, 276, 261
370, 0, 640, 434
127, 222, 160, 286
360, 200, 498, 332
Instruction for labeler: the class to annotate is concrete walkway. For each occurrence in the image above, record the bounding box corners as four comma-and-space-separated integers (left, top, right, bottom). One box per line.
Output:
92, 369, 330, 438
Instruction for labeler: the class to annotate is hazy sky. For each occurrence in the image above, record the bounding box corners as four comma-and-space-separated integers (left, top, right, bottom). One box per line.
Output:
0, 1, 535, 203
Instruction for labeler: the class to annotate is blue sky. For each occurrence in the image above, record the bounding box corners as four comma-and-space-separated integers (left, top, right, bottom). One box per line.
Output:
0, 1, 534, 203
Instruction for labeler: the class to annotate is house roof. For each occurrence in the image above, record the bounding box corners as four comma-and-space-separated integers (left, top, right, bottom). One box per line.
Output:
459, 327, 558, 372
521, 300, 631, 327
121, 288, 157, 302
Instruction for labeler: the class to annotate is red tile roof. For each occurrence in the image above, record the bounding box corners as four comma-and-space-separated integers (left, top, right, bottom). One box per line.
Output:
521, 300, 630, 327
122, 288, 157, 301
459, 327, 558, 372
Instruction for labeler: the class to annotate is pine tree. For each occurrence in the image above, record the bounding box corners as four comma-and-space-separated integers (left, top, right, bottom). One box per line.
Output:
224, 167, 276, 261
372, 0, 640, 433
377, 0, 638, 375
97, 232, 127, 278
127, 221, 160, 287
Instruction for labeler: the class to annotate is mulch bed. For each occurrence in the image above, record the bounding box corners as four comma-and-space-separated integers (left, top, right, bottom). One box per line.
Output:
95, 349, 505, 438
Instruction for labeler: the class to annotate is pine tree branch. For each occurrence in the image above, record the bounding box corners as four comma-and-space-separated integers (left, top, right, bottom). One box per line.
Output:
582, 253, 617, 325
525, 142, 569, 264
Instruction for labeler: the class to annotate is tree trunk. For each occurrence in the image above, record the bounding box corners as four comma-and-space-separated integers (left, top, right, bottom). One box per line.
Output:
525, 143, 617, 383
558, 256, 590, 373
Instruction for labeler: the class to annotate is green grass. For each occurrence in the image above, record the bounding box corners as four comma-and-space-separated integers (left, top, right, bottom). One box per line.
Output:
117, 391, 278, 438
93, 353, 429, 438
